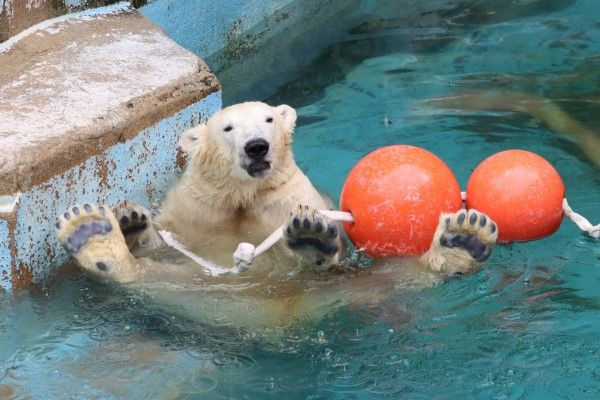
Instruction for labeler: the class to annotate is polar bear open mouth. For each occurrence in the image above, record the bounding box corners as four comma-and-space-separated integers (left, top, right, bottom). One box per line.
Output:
245, 160, 271, 177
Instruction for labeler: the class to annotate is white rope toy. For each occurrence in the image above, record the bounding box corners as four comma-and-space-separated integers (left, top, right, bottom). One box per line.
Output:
562, 198, 599, 239
158, 210, 354, 276
159, 196, 598, 276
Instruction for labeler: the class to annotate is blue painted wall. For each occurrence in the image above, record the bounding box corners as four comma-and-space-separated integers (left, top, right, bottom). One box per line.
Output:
140, 0, 443, 103
7, 92, 221, 288
0, 219, 10, 290
140, 0, 296, 60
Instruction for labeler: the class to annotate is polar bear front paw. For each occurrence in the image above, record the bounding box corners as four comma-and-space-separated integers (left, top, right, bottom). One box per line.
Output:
284, 205, 341, 270
56, 204, 137, 282
113, 201, 151, 250
440, 209, 497, 262
426, 209, 498, 275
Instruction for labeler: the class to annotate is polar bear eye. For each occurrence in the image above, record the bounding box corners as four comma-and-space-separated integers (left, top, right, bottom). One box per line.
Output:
223, 125, 233, 132
266, 117, 273, 123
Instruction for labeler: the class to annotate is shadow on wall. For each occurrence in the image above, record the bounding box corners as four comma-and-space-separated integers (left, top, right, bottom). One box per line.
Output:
0, 0, 148, 42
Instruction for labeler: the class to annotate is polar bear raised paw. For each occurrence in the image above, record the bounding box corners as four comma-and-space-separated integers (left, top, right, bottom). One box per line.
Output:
426, 209, 498, 276
440, 209, 497, 261
284, 205, 341, 270
56, 204, 138, 283
113, 200, 152, 250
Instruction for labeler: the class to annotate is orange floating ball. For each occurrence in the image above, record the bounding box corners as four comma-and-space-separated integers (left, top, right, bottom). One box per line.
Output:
466, 149, 565, 243
340, 145, 462, 258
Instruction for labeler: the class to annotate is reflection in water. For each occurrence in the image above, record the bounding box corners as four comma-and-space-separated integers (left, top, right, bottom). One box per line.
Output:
426, 90, 600, 166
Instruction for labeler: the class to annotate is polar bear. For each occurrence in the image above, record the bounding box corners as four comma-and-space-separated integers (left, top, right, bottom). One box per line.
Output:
55, 102, 497, 329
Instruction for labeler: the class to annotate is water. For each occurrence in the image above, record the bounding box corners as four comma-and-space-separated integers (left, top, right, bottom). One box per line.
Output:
2, 1, 600, 398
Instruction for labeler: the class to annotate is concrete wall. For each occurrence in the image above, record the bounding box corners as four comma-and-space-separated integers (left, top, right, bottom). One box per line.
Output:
5, 94, 220, 290
0, 4, 221, 291
140, 0, 468, 103
0, 93, 221, 292
0, 1, 156, 42
1, 0, 359, 103
140, 0, 297, 62
0, 219, 10, 285
141, 0, 347, 103
2, 0, 467, 103
1, 0, 66, 42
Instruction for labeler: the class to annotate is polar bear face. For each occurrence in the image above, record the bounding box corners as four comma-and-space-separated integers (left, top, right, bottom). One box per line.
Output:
180, 102, 297, 182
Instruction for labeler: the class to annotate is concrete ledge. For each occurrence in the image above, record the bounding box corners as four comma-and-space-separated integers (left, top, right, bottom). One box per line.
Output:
0, 0, 67, 42
0, 4, 219, 195
0, 4, 221, 290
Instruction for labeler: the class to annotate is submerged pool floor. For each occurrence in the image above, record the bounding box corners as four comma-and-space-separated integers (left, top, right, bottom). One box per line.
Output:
2, 0, 600, 398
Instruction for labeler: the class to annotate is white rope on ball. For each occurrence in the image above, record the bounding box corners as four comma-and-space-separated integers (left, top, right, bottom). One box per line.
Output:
160, 196, 597, 276
562, 198, 600, 239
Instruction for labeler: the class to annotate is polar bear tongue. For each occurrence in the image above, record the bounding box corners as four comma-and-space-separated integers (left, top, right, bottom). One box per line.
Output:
246, 160, 271, 177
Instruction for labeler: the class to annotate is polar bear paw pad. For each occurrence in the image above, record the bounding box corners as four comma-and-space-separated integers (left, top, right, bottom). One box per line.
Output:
439, 209, 498, 262
113, 200, 150, 236
56, 204, 128, 277
285, 205, 340, 265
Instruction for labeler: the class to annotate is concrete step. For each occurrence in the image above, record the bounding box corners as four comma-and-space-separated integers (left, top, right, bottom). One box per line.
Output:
0, 3, 221, 291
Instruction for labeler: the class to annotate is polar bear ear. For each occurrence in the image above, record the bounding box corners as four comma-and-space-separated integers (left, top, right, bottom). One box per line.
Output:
179, 124, 207, 155
275, 104, 297, 134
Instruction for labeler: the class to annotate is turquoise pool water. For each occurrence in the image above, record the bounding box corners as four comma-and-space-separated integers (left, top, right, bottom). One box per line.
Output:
2, 0, 600, 398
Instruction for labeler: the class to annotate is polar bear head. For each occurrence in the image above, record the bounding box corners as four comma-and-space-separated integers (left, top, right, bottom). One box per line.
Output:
179, 102, 297, 182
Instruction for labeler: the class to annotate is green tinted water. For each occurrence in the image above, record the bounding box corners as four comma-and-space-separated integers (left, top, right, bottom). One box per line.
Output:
1, 0, 599, 398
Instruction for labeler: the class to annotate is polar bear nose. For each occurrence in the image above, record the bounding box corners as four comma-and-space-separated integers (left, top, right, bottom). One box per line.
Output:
244, 139, 269, 159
